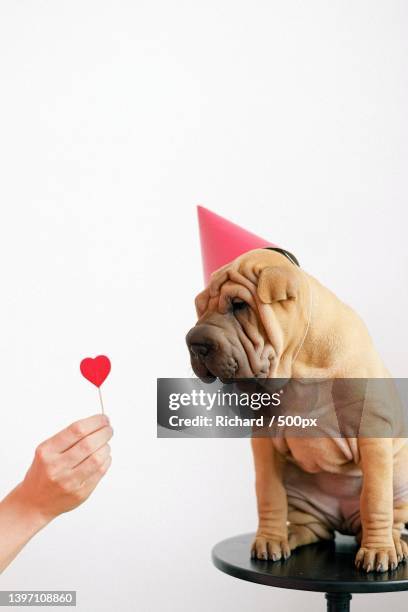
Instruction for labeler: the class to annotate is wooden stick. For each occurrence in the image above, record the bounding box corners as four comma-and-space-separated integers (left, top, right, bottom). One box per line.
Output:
98, 387, 105, 415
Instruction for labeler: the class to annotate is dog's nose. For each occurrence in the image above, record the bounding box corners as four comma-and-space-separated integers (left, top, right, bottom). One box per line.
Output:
190, 342, 211, 358
186, 326, 218, 359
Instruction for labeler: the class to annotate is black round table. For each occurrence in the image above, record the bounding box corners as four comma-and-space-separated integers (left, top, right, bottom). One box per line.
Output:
212, 533, 408, 611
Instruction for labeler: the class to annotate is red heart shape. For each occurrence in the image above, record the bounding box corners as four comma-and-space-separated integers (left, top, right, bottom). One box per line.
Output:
80, 355, 111, 388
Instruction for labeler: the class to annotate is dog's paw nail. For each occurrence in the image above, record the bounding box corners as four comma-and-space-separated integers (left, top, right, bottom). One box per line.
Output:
284, 551, 291, 559
390, 562, 397, 571
376, 563, 383, 572
271, 553, 277, 561
355, 561, 361, 569
366, 564, 371, 573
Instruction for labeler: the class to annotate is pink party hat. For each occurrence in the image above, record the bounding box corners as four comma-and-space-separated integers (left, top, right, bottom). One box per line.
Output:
197, 206, 277, 284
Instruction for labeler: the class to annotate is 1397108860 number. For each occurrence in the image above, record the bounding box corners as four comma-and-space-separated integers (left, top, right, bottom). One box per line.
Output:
5, 591, 76, 606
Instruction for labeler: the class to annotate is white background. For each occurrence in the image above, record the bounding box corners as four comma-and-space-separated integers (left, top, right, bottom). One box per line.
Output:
0, 1, 407, 610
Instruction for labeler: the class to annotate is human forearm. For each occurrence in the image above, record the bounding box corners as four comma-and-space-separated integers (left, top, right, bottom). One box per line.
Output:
0, 483, 50, 573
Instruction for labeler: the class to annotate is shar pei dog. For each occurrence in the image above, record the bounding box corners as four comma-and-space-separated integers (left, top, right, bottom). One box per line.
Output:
186, 247, 408, 572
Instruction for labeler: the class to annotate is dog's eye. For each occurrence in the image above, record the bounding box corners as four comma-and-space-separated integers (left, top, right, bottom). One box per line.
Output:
231, 299, 247, 313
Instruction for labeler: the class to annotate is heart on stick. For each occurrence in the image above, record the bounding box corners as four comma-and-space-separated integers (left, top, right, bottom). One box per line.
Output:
80, 355, 111, 414
79, 355, 111, 387
80, 355, 111, 388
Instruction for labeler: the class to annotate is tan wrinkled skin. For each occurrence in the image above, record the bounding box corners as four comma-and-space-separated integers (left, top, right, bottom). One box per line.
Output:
188, 249, 408, 572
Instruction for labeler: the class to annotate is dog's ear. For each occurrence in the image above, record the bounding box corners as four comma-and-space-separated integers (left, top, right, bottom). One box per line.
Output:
257, 266, 299, 304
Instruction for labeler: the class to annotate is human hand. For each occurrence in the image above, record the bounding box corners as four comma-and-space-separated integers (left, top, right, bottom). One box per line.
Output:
15, 414, 113, 522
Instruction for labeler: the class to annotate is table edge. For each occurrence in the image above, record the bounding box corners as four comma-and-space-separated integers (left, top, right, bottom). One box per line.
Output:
211, 535, 408, 594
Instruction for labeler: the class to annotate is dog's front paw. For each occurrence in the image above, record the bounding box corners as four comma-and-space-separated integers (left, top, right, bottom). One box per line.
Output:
251, 534, 291, 561
393, 529, 408, 563
355, 543, 398, 573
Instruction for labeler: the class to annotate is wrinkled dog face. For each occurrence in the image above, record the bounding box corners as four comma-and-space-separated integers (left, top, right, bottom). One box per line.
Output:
186, 249, 306, 382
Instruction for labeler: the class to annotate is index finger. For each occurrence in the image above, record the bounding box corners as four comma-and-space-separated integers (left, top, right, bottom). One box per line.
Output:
42, 414, 110, 454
